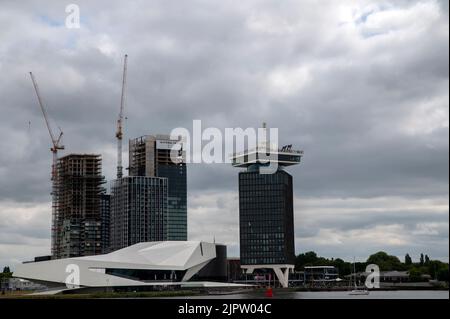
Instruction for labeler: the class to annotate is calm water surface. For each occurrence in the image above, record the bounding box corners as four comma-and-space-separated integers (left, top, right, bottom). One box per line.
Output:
179, 290, 449, 299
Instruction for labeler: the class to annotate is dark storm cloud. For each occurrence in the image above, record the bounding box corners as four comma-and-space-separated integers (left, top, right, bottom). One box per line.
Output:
0, 0, 448, 266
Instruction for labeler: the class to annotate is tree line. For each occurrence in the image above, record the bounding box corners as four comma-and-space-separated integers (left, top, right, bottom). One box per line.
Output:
0, 266, 12, 283
295, 251, 449, 281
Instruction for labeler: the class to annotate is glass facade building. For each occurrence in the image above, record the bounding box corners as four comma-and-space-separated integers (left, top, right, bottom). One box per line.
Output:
110, 176, 168, 251
129, 135, 187, 241
100, 194, 111, 253
238, 169, 295, 265
157, 164, 187, 240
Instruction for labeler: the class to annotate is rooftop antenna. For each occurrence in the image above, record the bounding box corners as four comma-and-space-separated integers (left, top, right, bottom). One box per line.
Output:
260, 122, 268, 150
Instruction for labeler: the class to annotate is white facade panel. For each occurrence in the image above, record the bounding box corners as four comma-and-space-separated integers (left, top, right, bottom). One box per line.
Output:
14, 241, 218, 288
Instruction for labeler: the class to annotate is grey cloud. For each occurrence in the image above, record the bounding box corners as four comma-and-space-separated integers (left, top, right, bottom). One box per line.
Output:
0, 0, 448, 266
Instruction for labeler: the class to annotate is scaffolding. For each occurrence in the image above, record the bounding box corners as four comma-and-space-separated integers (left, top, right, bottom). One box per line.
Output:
54, 154, 105, 259
128, 135, 156, 176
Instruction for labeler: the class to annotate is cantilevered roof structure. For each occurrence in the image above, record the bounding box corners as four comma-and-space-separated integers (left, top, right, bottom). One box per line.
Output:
231, 144, 303, 168
14, 241, 227, 289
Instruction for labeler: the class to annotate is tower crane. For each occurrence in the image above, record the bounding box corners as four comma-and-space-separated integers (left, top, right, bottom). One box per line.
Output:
116, 54, 128, 179
29, 72, 64, 257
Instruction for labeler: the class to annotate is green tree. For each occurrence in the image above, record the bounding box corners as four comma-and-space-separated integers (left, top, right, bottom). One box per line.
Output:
295, 252, 353, 276
330, 258, 353, 276
428, 260, 439, 279
295, 251, 319, 270
409, 267, 423, 282
0, 266, 12, 286
405, 254, 412, 265
427, 261, 449, 281
367, 251, 402, 271
437, 267, 449, 281
294, 251, 449, 281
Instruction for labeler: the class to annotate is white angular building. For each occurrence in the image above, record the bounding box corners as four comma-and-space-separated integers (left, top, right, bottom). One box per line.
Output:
14, 241, 228, 289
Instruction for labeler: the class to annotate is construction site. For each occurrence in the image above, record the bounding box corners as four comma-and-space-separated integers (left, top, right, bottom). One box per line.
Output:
54, 154, 105, 259
128, 135, 187, 241
30, 54, 187, 260
29, 55, 129, 259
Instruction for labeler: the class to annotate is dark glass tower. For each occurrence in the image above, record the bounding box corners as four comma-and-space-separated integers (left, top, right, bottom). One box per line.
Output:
129, 135, 187, 241
239, 169, 295, 265
231, 130, 303, 287
157, 164, 187, 240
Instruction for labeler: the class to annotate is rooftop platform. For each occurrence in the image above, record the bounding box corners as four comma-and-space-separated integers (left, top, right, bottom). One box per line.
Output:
231, 144, 303, 168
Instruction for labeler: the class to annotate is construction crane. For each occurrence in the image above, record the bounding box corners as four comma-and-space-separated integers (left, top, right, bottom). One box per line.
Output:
116, 54, 128, 179
29, 72, 64, 257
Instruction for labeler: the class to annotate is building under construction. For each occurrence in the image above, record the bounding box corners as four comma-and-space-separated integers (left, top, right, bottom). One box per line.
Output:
129, 135, 187, 241
53, 154, 106, 259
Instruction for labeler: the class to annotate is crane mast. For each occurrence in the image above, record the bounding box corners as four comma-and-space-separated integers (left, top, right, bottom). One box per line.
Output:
116, 54, 128, 179
29, 72, 64, 257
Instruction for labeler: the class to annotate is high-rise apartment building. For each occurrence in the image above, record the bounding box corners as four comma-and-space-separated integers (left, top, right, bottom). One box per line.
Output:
100, 194, 111, 253
54, 154, 105, 259
129, 135, 187, 240
110, 176, 168, 251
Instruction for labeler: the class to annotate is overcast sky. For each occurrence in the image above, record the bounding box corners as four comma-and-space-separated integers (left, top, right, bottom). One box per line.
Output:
0, 0, 448, 268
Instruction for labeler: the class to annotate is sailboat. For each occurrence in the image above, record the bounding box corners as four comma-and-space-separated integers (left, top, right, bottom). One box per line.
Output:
348, 258, 369, 295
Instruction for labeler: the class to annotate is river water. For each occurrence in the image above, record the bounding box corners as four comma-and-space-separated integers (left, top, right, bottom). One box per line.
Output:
181, 290, 449, 299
